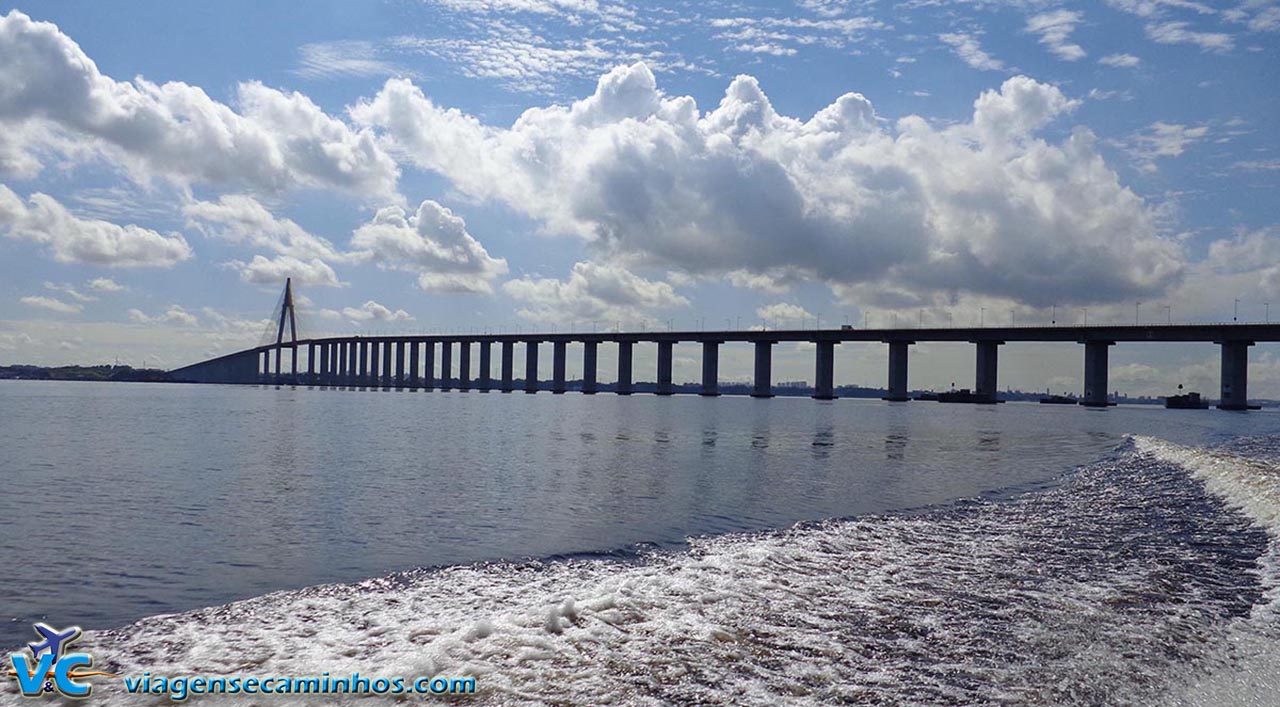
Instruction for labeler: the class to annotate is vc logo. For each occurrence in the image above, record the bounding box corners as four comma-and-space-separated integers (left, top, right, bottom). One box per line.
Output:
6, 623, 115, 699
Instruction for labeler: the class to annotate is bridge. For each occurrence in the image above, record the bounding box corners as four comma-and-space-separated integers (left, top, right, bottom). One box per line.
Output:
172, 280, 1279, 410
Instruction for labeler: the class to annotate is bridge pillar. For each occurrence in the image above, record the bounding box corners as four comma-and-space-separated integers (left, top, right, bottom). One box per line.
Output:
322, 342, 333, 386
373, 341, 382, 387
583, 341, 598, 394
307, 343, 317, 384
814, 340, 837, 400
357, 340, 368, 386
422, 342, 436, 389
1218, 340, 1256, 410
617, 341, 633, 395
883, 341, 912, 401
501, 341, 514, 392
1080, 340, 1115, 407
381, 341, 392, 389
525, 341, 540, 393
752, 341, 774, 398
440, 341, 453, 391
552, 341, 567, 393
974, 340, 1002, 404
395, 340, 406, 388
343, 341, 354, 386
260, 349, 270, 383
478, 341, 492, 392
460, 341, 474, 390
408, 341, 420, 388
657, 341, 674, 395
701, 341, 720, 396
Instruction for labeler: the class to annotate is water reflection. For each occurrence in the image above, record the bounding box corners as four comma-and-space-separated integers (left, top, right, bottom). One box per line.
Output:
1, 382, 1273, 647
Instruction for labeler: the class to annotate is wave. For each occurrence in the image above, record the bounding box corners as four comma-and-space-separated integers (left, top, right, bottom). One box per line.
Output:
10, 436, 1279, 706
1130, 436, 1280, 707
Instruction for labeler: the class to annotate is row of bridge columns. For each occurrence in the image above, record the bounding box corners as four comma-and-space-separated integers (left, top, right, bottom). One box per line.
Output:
260, 337, 1256, 409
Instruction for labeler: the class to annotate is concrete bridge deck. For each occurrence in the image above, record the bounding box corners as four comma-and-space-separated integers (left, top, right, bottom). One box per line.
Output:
172, 322, 1280, 411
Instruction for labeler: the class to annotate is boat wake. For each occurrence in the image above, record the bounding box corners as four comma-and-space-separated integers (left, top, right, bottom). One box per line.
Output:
10, 435, 1280, 706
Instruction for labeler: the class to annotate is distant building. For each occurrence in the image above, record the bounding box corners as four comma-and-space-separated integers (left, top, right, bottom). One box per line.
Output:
777, 380, 809, 388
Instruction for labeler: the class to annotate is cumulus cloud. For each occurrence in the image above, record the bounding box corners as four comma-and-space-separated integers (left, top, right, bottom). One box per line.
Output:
44, 281, 96, 303
1098, 52, 1141, 67
502, 260, 688, 323
1145, 21, 1234, 51
0, 186, 192, 267
128, 305, 199, 326
184, 194, 346, 263
20, 295, 82, 314
1106, 0, 1216, 18
756, 302, 815, 326
1121, 121, 1210, 171
350, 200, 508, 293
341, 300, 414, 322
1026, 10, 1087, 61
938, 33, 1004, 71
87, 277, 126, 292
354, 63, 1182, 307
225, 255, 342, 287
0, 10, 399, 199
728, 269, 790, 294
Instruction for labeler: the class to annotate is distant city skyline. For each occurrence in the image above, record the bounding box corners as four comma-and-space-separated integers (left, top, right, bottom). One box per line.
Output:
0, 1, 1277, 396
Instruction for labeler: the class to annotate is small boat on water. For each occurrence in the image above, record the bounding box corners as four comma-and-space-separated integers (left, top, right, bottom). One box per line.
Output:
1165, 385, 1209, 409
937, 388, 1001, 404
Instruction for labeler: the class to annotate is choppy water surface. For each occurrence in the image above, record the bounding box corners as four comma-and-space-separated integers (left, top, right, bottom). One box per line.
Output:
2, 381, 1278, 704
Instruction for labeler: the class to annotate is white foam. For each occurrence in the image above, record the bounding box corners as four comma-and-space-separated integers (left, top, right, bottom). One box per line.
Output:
6, 438, 1277, 706
1133, 435, 1280, 538
1131, 435, 1280, 706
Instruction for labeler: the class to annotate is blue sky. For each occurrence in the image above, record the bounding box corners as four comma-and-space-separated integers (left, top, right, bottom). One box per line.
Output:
0, 0, 1277, 395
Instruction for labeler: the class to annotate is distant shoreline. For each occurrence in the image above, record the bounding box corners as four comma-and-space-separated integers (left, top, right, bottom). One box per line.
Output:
0, 364, 171, 383
6, 365, 1272, 407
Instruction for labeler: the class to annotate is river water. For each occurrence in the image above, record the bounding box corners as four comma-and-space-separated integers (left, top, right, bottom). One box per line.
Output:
1, 381, 1277, 704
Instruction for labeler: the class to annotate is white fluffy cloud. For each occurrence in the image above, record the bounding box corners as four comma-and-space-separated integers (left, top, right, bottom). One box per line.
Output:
351, 200, 508, 293
87, 277, 126, 292
0, 186, 192, 267
1099, 53, 1141, 67
938, 33, 1004, 71
502, 260, 688, 323
184, 194, 347, 264
128, 305, 199, 326
1122, 121, 1210, 171
756, 302, 815, 325
1144, 21, 1234, 51
341, 300, 414, 322
0, 10, 399, 199
20, 295, 82, 314
353, 63, 1182, 307
225, 255, 342, 288
1026, 10, 1087, 61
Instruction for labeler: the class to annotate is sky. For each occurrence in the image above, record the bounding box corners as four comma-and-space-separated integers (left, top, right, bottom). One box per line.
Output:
0, 0, 1277, 396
